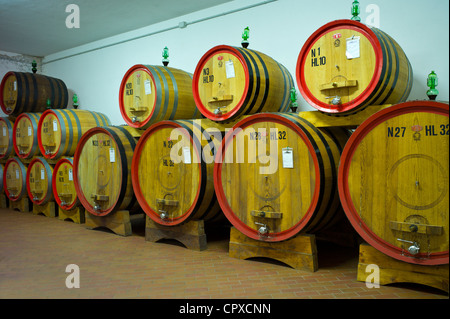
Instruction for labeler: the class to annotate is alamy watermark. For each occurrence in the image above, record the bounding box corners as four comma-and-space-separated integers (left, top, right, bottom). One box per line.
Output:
365, 264, 380, 288
65, 264, 80, 288
65, 4, 80, 29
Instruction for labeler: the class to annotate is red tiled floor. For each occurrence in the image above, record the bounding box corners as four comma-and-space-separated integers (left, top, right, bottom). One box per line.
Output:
0, 208, 447, 300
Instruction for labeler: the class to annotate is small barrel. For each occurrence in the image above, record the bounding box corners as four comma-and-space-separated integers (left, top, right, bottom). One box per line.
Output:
0, 117, 14, 160
193, 45, 294, 122
338, 100, 449, 265
26, 156, 54, 205
0, 72, 68, 116
73, 125, 140, 216
296, 19, 413, 114
13, 112, 41, 159
119, 64, 201, 129
37, 109, 111, 159
132, 119, 226, 226
52, 157, 80, 211
214, 113, 350, 242
2, 157, 27, 201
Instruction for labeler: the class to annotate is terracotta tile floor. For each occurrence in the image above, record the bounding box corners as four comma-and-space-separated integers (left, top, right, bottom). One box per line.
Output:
0, 208, 447, 300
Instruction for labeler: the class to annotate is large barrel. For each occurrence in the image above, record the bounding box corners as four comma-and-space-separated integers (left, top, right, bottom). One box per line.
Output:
73, 126, 140, 216
296, 19, 413, 114
131, 119, 225, 226
2, 157, 27, 201
37, 109, 111, 159
214, 113, 350, 241
338, 101, 449, 265
0, 72, 68, 116
52, 157, 80, 211
193, 45, 294, 122
118, 64, 201, 129
26, 156, 54, 205
13, 112, 41, 159
0, 117, 14, 160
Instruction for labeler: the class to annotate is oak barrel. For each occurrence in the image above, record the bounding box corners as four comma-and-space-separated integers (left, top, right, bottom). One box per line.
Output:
2, 157, 27, 201
338, 101, 449, 265
0, 117, 14, 160
0, 72, 68, 116
37, 109, 111, 159
26, 156, 54, 205
296, 19, 413, 114
214, 112, 350, 241
119, 64, 201, 129
193, 45, 294, 122
73, 125, 140, 216
13, 112, 41, 159
52, 157, 80, 211
131, 119, 226, 226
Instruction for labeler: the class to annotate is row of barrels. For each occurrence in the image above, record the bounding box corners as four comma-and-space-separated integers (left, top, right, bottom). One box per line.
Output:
3, 100, 446, 268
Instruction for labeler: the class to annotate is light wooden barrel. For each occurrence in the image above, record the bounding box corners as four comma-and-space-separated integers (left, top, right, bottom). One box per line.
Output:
214, 113, 350, 242
0, 72, 68, 116
26, 156, 54, 205
193, 45, 294, 122
131, 119, 226, 226
2, 157, 27, 201
52, 157, 80, 211
119, 64, 201, 129
13, 112, 41, 159
73, 126, 141, 216
37, 109, 111, 159
296, 19, 413, 114
338, 101, 449, 265
0, 117, 14, 160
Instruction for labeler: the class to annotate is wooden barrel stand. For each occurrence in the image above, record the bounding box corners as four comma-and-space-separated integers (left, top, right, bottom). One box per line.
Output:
32, 201, 57, 218
58, 206, 85, 224
84, 210, 144, 237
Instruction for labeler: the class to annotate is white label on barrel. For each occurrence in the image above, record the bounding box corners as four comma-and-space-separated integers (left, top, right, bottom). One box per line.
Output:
41, 169, 45, 180
144, 80, 152, 95
13, 81, 16, 91
16, 169, 19, 179
346, 36, 360, 59
68, 168, 73, 181
109, 147, 115, 163
28, 126, 32, 136
282, 147, 294, 168
3, 127, 6, 136
53, 120, 58, 131
183, 146, 191, 164
226, 60, 235, 79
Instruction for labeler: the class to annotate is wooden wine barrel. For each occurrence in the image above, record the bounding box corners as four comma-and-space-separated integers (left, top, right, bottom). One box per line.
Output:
214, 113, 350, 242
73, 126, 140, 216
338, 101, 449, 265
2, 157, 27, 201
37, 109, 111, 159
13, 112, 41, 159
296, 19, 413, 114
131, 119, 226, 226
193, 45, 294, 122
26, 156, 54, 205
119, 64, 201, 129
0, 72, 68, 116
52, 157, 80, 211
0, 117, 14, 160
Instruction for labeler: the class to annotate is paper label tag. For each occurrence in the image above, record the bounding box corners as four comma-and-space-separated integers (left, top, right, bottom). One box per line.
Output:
41, 169, 45, 180
183, 146, 191, 164
53, 120, 58, 131
68, 168, 73, 181
3, 126, 7, 136
282, 147, 294, 169
28, 126, 32, 136
144, 79, 152, 95
346, 36, 360, 59
226, 60, 235, 79
16, 169, 19, 179
13, 81, 17, 91
109, 147, 115, 163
